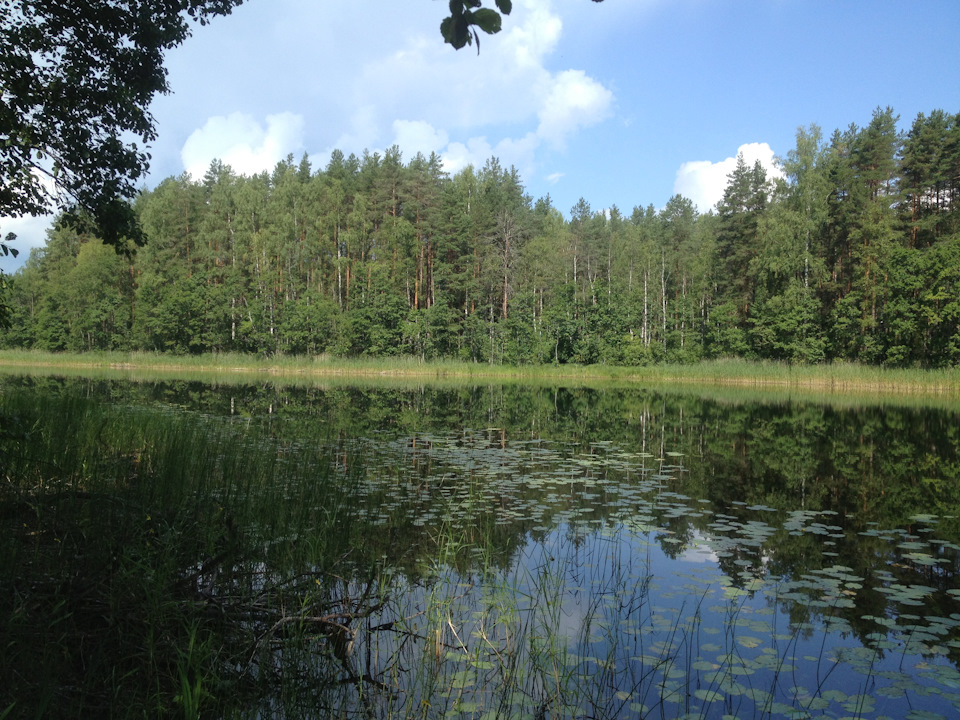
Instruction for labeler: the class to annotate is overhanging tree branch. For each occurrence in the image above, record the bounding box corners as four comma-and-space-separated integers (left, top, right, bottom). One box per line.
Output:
441, 0, 604, 51
0, 1, 244, 244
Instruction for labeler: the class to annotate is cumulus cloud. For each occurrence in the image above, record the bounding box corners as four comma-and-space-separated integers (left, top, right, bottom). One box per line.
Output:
536, 70, 613, 149
391, 120, 449, 159
441, 132, 540, 178
673, 142, 784, 212
181, 111, 305, 180
502, 0, 563, 68
172, 1, 613, 187
443, 137, 494, 176
322, 0, 612, 181
441, 2, 612, 172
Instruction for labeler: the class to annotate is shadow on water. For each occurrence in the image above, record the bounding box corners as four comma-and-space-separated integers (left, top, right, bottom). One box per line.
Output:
1, 372, 959, 718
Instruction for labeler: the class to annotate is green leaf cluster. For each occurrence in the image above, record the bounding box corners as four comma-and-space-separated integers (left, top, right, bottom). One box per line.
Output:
441, 1, 513, 50
0, 1, 244, 243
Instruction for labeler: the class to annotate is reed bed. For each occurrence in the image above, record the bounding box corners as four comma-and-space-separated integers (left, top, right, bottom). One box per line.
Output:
0, 386, 729, 718
1, 348, 958, 397
0, 386, 367, 718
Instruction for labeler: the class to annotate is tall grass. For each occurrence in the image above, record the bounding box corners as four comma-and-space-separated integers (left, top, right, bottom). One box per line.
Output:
0, 385, 722, 718
2, 348, 958, 396
0, 385, 366, 718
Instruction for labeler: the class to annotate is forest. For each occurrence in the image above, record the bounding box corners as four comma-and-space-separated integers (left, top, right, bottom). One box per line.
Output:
2, 106, 959, 367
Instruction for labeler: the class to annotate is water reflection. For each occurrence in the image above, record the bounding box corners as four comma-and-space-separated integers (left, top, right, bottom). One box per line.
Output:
291, 522, 960, 719
2, 374, 960, 718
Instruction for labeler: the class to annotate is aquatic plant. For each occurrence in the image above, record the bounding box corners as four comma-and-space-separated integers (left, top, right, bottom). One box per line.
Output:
2, 377, 960, 718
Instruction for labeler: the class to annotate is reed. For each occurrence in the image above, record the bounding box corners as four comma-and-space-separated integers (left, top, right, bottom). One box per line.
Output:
2, 348, 958, 396
0, 384, 705, 719
0, 385, 366, 718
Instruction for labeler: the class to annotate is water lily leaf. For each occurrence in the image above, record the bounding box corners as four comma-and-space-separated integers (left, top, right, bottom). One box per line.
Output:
694, 689, 724, 702
776, 706, 810, 719
692, 660, 718, 671
657, 681, 683, 702
934, 666, 960, 688
743, 687, 771, 703
842, 694, 875, 712
820, 689, 847, 702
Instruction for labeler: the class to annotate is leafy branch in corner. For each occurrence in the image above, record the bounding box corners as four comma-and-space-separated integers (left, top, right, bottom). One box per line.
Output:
442, 0, 604, 52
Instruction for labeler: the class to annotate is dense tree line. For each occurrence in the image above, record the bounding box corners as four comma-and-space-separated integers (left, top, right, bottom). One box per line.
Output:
3, 107, 959, 367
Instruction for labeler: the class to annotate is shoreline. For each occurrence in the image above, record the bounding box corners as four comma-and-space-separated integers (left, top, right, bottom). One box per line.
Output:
1, 349, 959, 398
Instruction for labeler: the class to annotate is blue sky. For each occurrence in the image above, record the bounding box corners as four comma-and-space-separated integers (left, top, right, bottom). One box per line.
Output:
3, 0, 959, 271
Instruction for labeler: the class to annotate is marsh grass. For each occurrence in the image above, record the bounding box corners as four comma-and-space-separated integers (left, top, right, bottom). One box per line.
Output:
0, 386, 375, 718
0, 382, 770, 719
2, 349, 959, 397
341, 523, 824, 720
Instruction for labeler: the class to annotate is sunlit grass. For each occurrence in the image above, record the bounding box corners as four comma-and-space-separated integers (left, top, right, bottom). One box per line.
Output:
1, 349, 958, 397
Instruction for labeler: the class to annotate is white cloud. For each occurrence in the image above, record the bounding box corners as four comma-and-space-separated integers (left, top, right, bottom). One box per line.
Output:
197, 1, 614, 187
391, 120, 449, 159
375, 2, 612, 181
673, 142, 783, 212
489, 133, 541, 176
441, 132, 540, 178
673, 159, 724, 213
545, 172, 564, 184
442, 137, 495, 175
327, 106, 380, 160
386, 2, 612, 179
181, 111, 305, 180
502, 0, 563, 68
536, 70, 613, 149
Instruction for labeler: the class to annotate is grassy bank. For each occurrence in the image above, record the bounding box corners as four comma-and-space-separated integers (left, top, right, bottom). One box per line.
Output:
1, 349, 959, 397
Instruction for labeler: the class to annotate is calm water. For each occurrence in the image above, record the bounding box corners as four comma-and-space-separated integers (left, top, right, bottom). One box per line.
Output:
5, 374, 960, 719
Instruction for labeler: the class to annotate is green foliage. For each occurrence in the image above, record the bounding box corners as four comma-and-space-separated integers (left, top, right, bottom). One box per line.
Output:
2, 106, 960, 368
0, 234, 19, 329
0, 383, 371, 718
441, 0, 510, 51
0, 1, 243, 243
901, 110, 960, 245
441, 1, 605, 51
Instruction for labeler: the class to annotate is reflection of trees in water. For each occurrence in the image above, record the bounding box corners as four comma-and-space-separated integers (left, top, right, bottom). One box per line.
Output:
21, 374, 960, 556
9, 376, 960, 692
5, 376, 960, 713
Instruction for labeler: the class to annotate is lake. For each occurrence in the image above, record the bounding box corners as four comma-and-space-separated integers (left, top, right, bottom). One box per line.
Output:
2, 372, 959, 719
